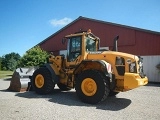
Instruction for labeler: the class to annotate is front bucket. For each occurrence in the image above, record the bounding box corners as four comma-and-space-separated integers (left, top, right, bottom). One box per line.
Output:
7, 67, 37, 92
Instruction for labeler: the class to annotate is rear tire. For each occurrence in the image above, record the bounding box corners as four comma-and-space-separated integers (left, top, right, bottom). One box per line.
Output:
32, 67, 55, 94
76, 70, 110, 104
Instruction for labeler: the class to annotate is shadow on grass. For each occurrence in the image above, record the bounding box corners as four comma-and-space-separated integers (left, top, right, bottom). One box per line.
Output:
0, 75, 12, 81
15, 89, 131, 111
3, 77, 12, 81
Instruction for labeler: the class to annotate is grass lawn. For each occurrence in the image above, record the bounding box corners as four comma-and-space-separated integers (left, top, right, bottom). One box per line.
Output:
0, 71, 13, 79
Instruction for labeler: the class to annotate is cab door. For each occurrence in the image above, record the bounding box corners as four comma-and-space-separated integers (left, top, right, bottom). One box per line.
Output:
67, 36, 82, 67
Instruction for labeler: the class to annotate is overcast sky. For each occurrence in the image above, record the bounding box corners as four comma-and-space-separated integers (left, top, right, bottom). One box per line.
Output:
0, 0, 160, 56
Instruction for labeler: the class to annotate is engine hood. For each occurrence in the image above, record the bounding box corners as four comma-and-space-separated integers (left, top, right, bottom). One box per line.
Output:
86, 51, 139, 63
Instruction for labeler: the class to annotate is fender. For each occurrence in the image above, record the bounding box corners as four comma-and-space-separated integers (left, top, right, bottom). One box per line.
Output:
43, 63, 60, 83
74, 60, 112, 78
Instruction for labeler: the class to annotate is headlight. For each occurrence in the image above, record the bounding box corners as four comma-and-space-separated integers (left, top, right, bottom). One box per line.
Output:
139, 61, 143, 67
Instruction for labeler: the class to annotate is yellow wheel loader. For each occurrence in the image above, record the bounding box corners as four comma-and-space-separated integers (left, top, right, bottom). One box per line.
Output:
31, 29, 148, 104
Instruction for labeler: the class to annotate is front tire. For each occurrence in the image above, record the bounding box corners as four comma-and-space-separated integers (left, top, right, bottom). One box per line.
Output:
32, 67, 55, 94
76, 70, 110, 104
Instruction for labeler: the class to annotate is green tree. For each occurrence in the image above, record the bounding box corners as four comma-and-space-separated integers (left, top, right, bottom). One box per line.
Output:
1, 52, 21, 71
18, 46, 49, 67
8, 57, 17, 70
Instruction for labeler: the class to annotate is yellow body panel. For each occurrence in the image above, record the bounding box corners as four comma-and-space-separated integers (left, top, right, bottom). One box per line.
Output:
123, 73, 148, 91
87, 51, 137, 74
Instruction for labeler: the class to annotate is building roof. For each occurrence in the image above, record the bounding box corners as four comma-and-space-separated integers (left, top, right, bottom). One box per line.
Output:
38, 16, 160, 46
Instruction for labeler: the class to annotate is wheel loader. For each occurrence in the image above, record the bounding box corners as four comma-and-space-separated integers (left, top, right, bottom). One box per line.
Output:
31, 29, 148, 104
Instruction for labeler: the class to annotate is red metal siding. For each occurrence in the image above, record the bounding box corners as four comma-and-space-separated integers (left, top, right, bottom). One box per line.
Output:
77, 19, 136, 46
40, 18, 160, 56
118, 31, 160, 55
135, 31, 160, 55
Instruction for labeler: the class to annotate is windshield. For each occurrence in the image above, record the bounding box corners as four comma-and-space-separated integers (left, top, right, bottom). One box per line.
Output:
86, 36, 96, 51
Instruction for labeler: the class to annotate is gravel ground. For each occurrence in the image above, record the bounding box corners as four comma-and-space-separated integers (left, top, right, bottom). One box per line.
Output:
0, 78, 160, 120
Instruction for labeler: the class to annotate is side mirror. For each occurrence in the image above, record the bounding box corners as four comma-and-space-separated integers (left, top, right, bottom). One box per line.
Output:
62, 38, 67, 44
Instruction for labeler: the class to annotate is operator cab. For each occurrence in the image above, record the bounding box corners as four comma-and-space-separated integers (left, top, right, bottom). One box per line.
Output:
66, 29, 99, 62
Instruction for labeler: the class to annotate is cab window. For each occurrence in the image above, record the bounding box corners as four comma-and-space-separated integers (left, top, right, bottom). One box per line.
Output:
86, 36, 96, 51
67, 36, 82, 62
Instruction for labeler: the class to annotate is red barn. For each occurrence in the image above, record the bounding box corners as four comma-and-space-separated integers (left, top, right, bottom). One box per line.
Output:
38, 16, 160, 82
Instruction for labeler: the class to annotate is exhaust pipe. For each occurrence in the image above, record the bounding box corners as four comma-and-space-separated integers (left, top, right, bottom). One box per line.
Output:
112, 35, 119, 51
